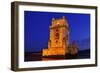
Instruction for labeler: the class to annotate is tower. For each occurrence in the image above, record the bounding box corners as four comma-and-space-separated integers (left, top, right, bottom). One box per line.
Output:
42, 16, 69, 56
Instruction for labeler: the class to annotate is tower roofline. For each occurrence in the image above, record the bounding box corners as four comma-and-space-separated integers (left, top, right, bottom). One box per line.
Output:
51, 16, 69, 27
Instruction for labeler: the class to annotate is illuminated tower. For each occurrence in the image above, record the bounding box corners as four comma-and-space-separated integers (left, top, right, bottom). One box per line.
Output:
42, 16, 69, 56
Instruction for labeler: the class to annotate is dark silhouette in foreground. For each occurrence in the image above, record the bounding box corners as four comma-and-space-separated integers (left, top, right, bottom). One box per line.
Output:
25, 49, 90, 61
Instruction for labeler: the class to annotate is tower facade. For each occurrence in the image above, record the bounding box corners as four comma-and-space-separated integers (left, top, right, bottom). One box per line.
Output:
42, 16, 69, 56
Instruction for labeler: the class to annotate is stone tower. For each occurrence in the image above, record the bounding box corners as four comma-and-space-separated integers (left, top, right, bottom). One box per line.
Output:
42, 16, 69, 56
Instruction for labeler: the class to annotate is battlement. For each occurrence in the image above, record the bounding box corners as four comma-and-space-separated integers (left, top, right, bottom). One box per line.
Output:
51, 16, 68, 28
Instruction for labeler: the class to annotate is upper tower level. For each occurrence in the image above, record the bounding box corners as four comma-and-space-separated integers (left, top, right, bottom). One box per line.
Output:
50, 16, 68, 29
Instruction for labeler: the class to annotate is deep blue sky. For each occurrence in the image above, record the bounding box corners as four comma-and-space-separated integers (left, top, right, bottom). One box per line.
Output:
24, 11, 90, 52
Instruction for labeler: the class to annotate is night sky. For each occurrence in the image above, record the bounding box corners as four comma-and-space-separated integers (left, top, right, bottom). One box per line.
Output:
24, 11, 90, 52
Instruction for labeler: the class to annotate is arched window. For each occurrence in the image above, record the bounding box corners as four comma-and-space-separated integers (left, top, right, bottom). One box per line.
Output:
55, 28, 59, 39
